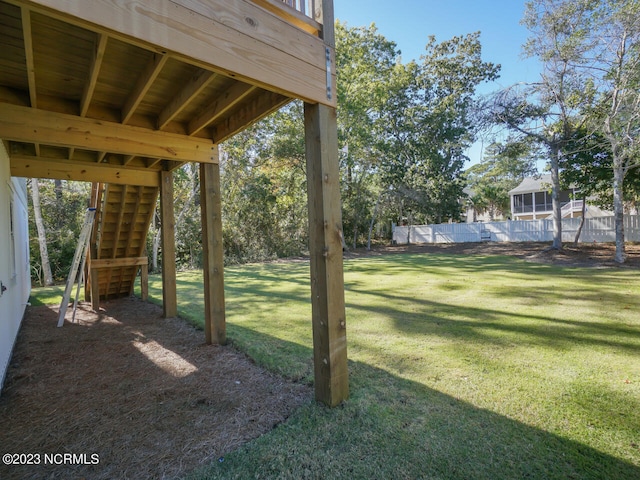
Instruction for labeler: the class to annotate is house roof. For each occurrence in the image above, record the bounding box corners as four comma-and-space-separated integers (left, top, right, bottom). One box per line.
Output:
508, 175, 552, 195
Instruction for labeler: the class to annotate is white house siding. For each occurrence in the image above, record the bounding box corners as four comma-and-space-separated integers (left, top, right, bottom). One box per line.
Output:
0, 142, 31, 393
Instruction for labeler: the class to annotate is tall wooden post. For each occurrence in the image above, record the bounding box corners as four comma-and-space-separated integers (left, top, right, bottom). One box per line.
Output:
160, 169, 177, 318
304, 102, 349, 407
200, 157, 226, 345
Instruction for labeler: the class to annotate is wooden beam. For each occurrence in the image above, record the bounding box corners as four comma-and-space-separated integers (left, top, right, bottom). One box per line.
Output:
80, 33, 108, 117
122, 52, 169, 124
158, 69, 215, 130
90, 257, 148, 269
188, 83, 256, 136
20, 6, 37, 108
0, 103, 217, 163
160, 170, 177, 318
10, 155, 161, 186
212, 90, 290, 143
200, 158, 226, 345
304, 101, 348, 407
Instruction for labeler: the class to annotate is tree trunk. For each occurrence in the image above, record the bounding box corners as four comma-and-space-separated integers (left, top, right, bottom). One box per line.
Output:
151, 209, 160, 272
613, 163, 626, 263
550, 145, 562, 250
31, 179, 54, 286
573, 196, 587, 246
54, 179, 63, 202
367, 194, 382, 251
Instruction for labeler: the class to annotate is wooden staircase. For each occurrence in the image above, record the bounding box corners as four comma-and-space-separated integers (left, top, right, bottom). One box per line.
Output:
86, 183, 158, 307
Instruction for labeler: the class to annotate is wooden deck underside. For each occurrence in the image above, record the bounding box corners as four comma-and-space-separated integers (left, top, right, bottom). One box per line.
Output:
0, 0, 331, 302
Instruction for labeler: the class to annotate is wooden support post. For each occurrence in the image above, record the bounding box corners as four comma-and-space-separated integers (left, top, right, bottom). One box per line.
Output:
140, 263, 149, 302
90, 268, 100, 311
304, 101, 349, 407
200, 158, 226, 344
160, 170, 178, 318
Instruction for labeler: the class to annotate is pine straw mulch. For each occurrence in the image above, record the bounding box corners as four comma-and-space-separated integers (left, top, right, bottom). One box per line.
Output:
0, 297, 312, 480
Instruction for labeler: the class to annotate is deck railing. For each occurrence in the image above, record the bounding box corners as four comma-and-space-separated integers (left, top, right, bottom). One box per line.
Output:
282, 0, 315, 18
252, 0, 322, 34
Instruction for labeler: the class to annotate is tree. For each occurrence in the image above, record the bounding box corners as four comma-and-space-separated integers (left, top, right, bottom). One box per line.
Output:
29, 178, 54, 286
27, 179, 91, 285
335, 22, 400, 247
588, 0, 640, 262
219, 103, 309, 263
560, 128, 612, 243
206, 25, 499, 257
501, 0, 640, 261
383, 32, 500, 224
466, 139, 538, 220
493, 0, 598, 250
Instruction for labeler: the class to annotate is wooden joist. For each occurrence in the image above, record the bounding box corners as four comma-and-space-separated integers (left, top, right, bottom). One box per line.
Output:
188, 83, 257, 136
20, 0, 335, 106
80, 33, 108, 117
157, 69, 215, 130
20, 6, 36, 108
122, 52, 169, 124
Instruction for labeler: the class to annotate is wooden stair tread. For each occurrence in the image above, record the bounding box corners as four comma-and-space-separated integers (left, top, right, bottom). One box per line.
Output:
88, 182, 158, 301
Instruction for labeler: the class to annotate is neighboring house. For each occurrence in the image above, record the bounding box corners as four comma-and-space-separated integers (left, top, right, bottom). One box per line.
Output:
0, 142, 31, 392
509, 174, 608, 220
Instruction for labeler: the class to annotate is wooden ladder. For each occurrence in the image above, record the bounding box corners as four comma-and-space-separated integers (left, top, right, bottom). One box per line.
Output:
57, 208, 96, 327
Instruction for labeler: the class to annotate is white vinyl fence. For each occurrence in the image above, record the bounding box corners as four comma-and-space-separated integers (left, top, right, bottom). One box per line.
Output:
392, 215, 640, 245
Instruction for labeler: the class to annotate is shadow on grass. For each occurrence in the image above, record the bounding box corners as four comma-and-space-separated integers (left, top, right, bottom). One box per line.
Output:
194, 327, 640, 480
346, 284, 640, 354
348, 249, 636, 283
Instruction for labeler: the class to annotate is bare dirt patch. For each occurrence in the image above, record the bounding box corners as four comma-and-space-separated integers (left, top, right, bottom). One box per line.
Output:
0, 298, 311, 480
346, 241, 640, 269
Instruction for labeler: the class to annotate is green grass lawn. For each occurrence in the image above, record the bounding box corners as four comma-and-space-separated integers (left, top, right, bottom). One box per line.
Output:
31, 252, 640, 479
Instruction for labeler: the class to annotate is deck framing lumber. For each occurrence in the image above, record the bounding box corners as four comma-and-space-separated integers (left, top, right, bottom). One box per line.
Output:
16, 0, 335, 106
200, 157, 226, 345
160, 169, 178, 318
80, 33, 108, 117
10, 155, 161, 186
304, 101, 349, 407
0, 103, 216, 163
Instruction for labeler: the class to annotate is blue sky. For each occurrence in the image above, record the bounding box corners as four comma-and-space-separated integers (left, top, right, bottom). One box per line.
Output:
333, 0, 542, 165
